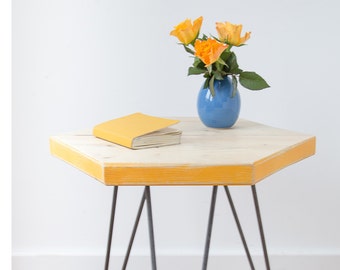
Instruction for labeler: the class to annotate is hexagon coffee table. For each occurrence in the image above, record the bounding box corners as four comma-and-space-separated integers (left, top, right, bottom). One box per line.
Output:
50, 118, 316, 270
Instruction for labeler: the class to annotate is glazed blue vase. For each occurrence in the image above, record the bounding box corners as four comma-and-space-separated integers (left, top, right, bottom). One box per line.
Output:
197, 76, 241, 128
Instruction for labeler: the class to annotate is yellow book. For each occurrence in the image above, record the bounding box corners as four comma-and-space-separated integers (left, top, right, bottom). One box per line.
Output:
93, 113, 182, 149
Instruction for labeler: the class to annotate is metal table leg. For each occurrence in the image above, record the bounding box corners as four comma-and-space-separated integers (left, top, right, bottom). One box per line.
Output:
224, 186, 255, 270
252, 185, 271, 270
202, 186, 218, 270
104, 186, 157, 270
202, 185, 270, 270
105, 185, 269, 270
145, 186, 157, 270
104, 186, 119, 270
122, 188, 147, 270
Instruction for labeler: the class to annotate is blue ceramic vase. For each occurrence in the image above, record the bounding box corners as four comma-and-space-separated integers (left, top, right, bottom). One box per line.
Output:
197, 76, 241, 128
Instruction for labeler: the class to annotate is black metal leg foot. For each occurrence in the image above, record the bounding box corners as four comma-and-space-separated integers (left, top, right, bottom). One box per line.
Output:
121, 186, 157, 270
202, 186, 218, 270
104, 186, 119, 270
252, 185, 270, 270
122, 188, 147, 270
224, 186, 255, 270
145, 186, 157, 270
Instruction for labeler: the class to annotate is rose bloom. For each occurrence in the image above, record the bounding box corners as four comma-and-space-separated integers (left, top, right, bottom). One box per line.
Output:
194, 38, 228, 66
170, 16, 203, 45
216, 22, 251, 46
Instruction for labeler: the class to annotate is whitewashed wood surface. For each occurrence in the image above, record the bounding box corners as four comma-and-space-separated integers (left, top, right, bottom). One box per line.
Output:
50, 118, 316, 186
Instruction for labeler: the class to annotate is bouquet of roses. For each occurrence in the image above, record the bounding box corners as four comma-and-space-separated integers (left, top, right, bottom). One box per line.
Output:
170, 16, 270, 96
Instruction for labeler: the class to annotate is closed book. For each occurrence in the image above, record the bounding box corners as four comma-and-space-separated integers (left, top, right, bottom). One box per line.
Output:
93, 113, 182, 149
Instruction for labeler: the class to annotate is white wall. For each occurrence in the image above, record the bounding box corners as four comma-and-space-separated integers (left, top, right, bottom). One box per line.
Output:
12, 0, 340, 269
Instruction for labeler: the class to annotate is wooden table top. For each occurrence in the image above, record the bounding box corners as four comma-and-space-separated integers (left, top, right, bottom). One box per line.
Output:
50, 118, 316, 186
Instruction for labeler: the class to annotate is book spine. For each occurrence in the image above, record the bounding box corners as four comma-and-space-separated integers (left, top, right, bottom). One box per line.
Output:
93, 127, 132, 148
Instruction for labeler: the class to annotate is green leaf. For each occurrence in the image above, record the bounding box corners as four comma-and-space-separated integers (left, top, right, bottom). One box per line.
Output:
216, 57, 227, 67
212, 70, 224, 81
188, 66, 207, 76
193, 57, 205, 69
226, 52, 242, 74
203, 77, 210, 89
219, 50, 232, 64
214, 61, 225, 75
183, 44, 195, 55
231, 75, 238, 97
239, 71, 270, 90
207, 65, 213, 74
209, 76, 215, 96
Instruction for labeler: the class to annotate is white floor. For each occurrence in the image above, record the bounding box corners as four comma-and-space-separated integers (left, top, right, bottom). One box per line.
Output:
13, 254, 340, 270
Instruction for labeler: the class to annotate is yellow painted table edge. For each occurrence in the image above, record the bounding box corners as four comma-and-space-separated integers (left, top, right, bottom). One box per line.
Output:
50, 135, 316, 186
102, 164, 254, 186
49, 137, 105, 184
253, 136, 316, 182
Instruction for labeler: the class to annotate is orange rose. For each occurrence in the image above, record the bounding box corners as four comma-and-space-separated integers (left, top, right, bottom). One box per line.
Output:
170, 16, 203, 45
194, 38, 228, 66
216, 22, 251, 46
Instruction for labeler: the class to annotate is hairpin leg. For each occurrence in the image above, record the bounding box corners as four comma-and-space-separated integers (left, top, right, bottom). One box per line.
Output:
224, 186, 255, 270
202, 186, 218, 270
145, 186, 157, 270
105, 186, 157, 270
252, 185, 270, 270
104, 186, 119, 270
122, 188, 147, 270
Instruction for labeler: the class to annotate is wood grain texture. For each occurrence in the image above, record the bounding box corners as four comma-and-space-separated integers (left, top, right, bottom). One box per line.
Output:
49, 118, 316, 186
